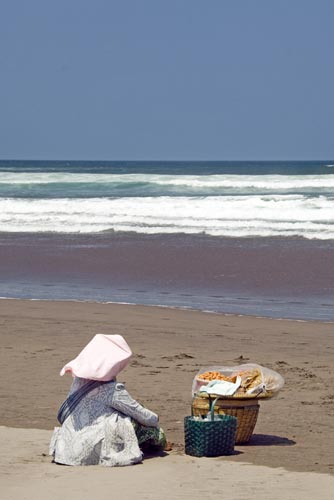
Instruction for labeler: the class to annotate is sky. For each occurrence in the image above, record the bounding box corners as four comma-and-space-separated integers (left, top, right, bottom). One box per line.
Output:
1, 0, 333, 161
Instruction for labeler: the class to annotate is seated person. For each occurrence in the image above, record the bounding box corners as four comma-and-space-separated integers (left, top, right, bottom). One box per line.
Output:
49, 334, 166, 466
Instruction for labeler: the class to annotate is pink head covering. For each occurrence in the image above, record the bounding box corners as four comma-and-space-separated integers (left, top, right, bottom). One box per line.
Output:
60, 334, 132, 381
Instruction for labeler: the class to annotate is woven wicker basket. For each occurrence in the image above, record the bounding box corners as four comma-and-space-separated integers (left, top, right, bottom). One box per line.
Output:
192, 395, 260, 444
184, 398, 237, 457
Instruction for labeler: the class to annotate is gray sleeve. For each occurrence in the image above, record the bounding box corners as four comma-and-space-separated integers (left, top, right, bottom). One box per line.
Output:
111, 383, 159, 427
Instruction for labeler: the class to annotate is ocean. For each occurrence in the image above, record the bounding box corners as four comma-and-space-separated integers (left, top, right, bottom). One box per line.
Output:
1, 160, 334, 238
0, 159, 334, 321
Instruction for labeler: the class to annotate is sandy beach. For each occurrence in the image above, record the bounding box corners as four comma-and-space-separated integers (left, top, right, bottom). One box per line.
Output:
2, 0, 334, 496
0, 298, 333, 498
0, 0, 334, 500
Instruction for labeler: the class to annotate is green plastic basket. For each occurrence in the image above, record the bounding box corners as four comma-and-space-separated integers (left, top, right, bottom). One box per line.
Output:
184, 398, 237, 457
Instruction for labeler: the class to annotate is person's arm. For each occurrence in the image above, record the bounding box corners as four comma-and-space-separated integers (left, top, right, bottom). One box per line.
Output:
111, 383, 159, 427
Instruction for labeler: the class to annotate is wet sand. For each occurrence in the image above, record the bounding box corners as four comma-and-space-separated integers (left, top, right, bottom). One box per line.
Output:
0, 233, 334, 320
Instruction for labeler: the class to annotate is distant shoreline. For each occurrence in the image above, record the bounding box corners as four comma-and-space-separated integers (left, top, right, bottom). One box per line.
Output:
0, 295, 333, 324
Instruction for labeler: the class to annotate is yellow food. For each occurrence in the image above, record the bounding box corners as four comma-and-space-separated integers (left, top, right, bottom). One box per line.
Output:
197, 371, 237, 383
234, 368, 263, 394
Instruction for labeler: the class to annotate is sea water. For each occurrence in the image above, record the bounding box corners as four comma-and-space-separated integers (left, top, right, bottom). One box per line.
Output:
0, 160, 333, 321
0, 160, 334, 239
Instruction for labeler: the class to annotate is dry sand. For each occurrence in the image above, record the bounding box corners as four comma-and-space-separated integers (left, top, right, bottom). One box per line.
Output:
1, 426, 334, 500
0, 299, 333, 499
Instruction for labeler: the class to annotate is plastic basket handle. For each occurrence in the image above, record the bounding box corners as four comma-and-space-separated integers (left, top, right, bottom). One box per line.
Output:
210, 397, 221, 421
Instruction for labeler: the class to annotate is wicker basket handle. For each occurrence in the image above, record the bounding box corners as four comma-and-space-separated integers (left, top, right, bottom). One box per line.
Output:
209, 396, 223, 421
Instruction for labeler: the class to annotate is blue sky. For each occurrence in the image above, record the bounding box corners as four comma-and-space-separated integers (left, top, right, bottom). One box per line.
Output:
1, 0, 333, 160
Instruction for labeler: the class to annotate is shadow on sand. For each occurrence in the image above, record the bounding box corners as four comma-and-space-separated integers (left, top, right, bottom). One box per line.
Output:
245, 434, 296, 446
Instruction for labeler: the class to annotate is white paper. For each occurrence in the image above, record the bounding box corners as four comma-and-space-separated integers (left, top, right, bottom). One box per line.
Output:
199, 376, 241, 396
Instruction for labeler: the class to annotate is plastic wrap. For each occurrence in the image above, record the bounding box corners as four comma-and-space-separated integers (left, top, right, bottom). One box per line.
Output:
192, 363, 284, 398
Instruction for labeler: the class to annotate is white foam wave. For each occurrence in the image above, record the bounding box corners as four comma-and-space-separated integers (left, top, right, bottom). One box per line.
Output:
154, 174, 334, 190
1, 172, 334, 191
1, 195, 334, 239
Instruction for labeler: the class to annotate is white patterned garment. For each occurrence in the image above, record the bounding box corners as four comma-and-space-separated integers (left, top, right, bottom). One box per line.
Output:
49, 377, 159, 466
